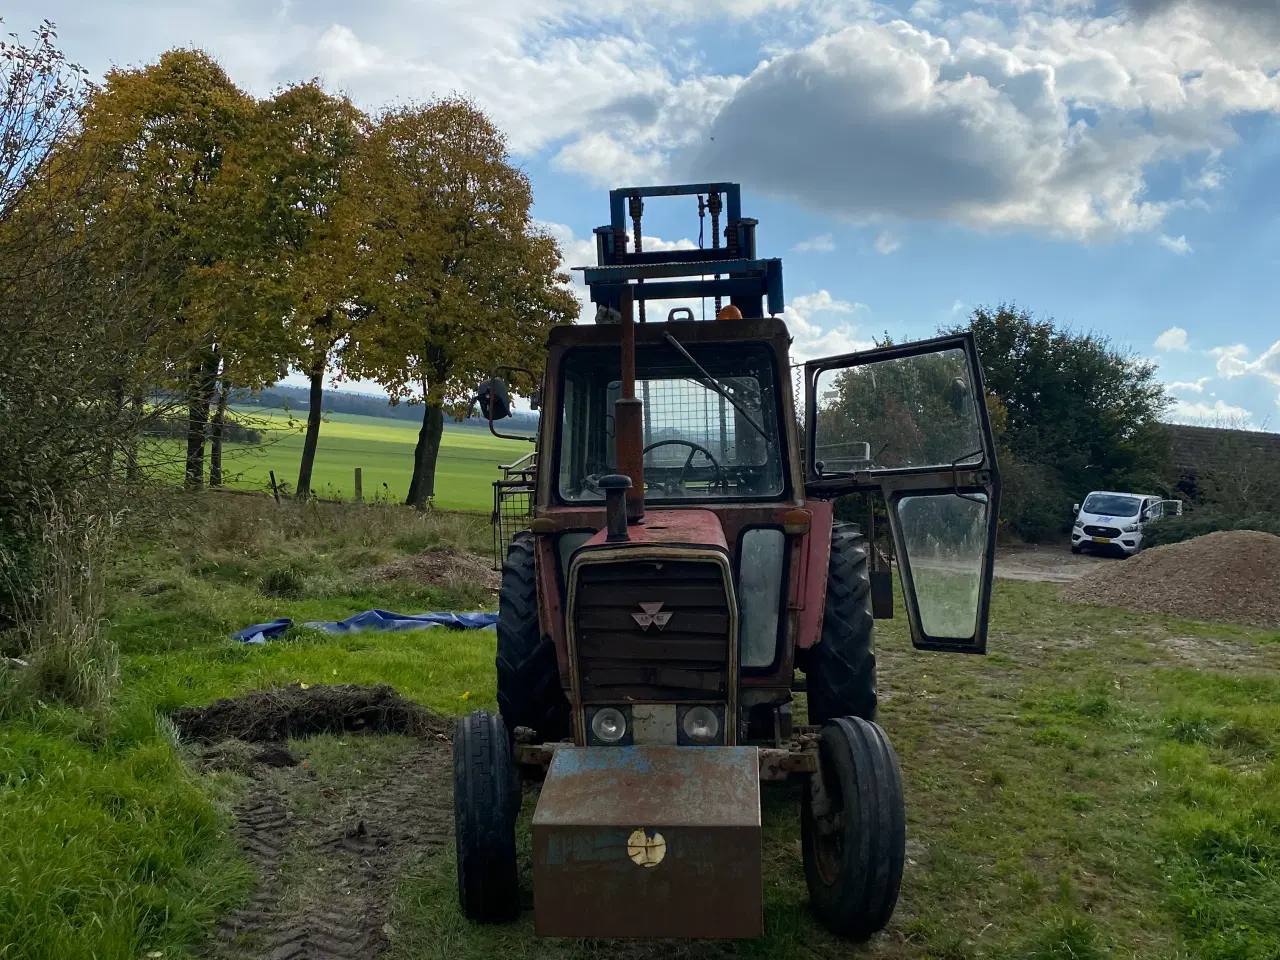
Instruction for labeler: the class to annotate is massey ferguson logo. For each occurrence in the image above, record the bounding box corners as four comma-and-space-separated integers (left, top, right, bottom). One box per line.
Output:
632, 602, 673, 631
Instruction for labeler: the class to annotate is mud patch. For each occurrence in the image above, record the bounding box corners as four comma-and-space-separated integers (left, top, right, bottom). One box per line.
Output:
172, 683, 450, 744
364, 547, 499, 592
184, 685, 455, 960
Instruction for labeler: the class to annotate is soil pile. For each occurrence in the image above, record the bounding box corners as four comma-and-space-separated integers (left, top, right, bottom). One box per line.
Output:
365, 547, 499, 592
1059, 530, 1280, 629
171, 683, 450, 744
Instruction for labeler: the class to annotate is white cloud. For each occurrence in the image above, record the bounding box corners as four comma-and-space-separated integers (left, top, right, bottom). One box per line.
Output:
1154, 326, 1190, 351
1210, 340, 1280, 386
793, 233, 835, 253
783, 290, 874, 361
1158, 233, 1193, 255
1167, 376, 1210, 393
1166, 397, 1254, 425
950, 299, 967, 314
18, 0, 1280, 243
873, 231, 902, 254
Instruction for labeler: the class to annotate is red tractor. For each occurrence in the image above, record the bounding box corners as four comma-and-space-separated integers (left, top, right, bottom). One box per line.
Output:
455, 183, 1000, 940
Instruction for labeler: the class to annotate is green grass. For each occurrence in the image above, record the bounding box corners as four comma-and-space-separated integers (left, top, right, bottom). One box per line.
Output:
208, 407, 533, 510
2, 496, 1279, 959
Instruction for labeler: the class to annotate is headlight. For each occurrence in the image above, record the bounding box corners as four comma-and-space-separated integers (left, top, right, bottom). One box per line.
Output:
680, 705, 720, 745
590, 707, 628, 744
1121, 524, 1138, 533
1073, 521, 1083, 529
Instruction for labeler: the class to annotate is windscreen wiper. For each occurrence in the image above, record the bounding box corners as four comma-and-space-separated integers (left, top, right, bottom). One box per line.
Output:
661, 332, 769, 442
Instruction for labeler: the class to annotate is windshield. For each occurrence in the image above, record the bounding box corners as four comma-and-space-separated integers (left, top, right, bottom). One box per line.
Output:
557, 341, 786, 503
1081, 494, 1141, 517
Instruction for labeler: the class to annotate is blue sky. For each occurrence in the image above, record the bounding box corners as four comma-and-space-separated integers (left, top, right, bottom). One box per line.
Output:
14, 0, 1279, 426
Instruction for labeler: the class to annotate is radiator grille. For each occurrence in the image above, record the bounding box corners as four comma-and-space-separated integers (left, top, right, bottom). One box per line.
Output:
573, 558, 731, 703
1083, 525, 1122, 538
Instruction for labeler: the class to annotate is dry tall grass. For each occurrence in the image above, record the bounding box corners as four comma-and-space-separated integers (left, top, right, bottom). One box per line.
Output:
0, 498, 119, 716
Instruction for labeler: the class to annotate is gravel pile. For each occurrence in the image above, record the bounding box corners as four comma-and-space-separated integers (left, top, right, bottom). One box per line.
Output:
1059, 530, 1280, 630
365, 547, 499, 591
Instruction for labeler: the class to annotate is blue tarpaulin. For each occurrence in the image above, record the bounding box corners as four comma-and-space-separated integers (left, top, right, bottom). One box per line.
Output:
233, 609, 499, 644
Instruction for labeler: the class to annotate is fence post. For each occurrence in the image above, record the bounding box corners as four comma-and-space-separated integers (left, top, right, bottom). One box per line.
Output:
354, 467, 363, 504
269, 470, 281, 505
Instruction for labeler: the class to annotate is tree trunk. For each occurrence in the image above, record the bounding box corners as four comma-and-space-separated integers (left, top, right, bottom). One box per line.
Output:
210, 376, 232, 487
184, 355, 219, 489
296, 359, 325, 500
126, 391, 143, 482
406, 403, 445, 510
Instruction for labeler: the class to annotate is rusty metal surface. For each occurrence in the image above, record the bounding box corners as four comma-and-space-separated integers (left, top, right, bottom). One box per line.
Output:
796, 498, 833, 648
535, 746, 760, 827
579, 509, 729, 550
532, 746, 763, 938
758, 745, 819, 780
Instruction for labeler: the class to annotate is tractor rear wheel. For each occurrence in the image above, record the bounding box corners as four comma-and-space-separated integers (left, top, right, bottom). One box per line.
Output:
496, 533, 570, 743
804, 522, 878, 725
453, 710, 520, 922
801, 716, 906, 940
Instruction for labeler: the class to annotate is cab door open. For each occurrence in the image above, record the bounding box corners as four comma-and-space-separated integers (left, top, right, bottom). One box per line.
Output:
804, 332, 1001, 654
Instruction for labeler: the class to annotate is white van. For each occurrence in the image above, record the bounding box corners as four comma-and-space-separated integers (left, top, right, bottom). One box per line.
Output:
1071, 491, 1182, 556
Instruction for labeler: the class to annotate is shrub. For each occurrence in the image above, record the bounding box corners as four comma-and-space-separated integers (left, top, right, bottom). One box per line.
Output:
1143, 508, 1280, 548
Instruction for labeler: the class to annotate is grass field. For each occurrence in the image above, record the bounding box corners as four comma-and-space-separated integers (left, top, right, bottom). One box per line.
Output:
216, 408, 533, 511
2, 497, 1278, 959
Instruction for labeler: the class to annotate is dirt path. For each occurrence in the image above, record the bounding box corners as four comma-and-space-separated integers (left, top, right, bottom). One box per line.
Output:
994, 543, 1113, 583
177, 687, 454, 960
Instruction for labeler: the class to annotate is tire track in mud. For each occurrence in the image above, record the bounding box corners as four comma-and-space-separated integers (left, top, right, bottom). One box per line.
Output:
211, 739, 453, 960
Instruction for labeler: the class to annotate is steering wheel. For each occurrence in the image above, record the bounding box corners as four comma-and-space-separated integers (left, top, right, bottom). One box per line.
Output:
642, 439, 724, 493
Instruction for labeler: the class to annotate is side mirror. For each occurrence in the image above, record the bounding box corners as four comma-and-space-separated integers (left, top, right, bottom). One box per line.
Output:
529, 387, 543, 412
1072, 503, 1080, 514
475, 377, 511, 421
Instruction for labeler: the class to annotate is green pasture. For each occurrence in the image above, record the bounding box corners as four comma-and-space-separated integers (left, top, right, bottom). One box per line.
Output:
217, 408, 534, 511
3, 496, 1279, 959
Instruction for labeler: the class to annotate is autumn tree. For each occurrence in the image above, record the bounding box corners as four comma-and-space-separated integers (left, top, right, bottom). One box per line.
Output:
347, 97, 577, 508
947, 305, 1171, 540
226, 82, 368, 498
77, 49, 255, 488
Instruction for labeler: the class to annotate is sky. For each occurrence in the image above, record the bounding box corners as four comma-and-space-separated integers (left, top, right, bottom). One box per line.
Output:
14, 0, 1280, 427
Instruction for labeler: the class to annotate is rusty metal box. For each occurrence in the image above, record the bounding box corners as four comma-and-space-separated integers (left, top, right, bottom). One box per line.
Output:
532, 745, 762, 939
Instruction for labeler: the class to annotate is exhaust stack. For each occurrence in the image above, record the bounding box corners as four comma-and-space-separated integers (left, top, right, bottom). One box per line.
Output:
614, 286, 644, 523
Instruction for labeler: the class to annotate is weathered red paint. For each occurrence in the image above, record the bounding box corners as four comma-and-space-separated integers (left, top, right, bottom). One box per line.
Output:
533, 534, 570, 685
580, 508, 729, 551
796, 499, 833, 649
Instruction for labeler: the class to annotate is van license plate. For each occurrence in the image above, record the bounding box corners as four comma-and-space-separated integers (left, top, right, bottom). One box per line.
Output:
1093, 537, 1111, 544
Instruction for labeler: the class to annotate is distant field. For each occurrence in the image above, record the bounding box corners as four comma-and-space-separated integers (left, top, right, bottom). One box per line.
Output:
217, 408, 534, 511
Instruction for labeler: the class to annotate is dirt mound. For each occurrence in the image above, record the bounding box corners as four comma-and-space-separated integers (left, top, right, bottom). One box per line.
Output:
171, 683, 450, 744
365, 547, 499, 592
1059, 530, 1280, 629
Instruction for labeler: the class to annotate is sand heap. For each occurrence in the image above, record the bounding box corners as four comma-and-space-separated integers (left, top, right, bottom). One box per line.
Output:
1059, 530, 1280, 630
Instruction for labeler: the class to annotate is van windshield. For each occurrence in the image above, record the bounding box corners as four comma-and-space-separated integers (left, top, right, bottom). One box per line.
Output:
1081, 494, 1141, 517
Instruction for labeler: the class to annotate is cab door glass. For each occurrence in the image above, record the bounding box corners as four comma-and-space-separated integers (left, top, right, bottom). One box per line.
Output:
895, 494, 989, 640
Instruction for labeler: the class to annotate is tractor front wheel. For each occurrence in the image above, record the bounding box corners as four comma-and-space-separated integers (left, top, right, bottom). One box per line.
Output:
496, 533, 570, 743
453, 710, 520, 922
803, 522, 878, 725
801, 716, 906, 940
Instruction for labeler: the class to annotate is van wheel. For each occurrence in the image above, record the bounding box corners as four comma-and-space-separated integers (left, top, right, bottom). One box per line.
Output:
454, 710, 520, 922
802, 716, 905, 940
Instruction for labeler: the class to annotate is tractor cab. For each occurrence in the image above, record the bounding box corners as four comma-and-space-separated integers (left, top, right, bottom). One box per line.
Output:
457, 183, 1001, 941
